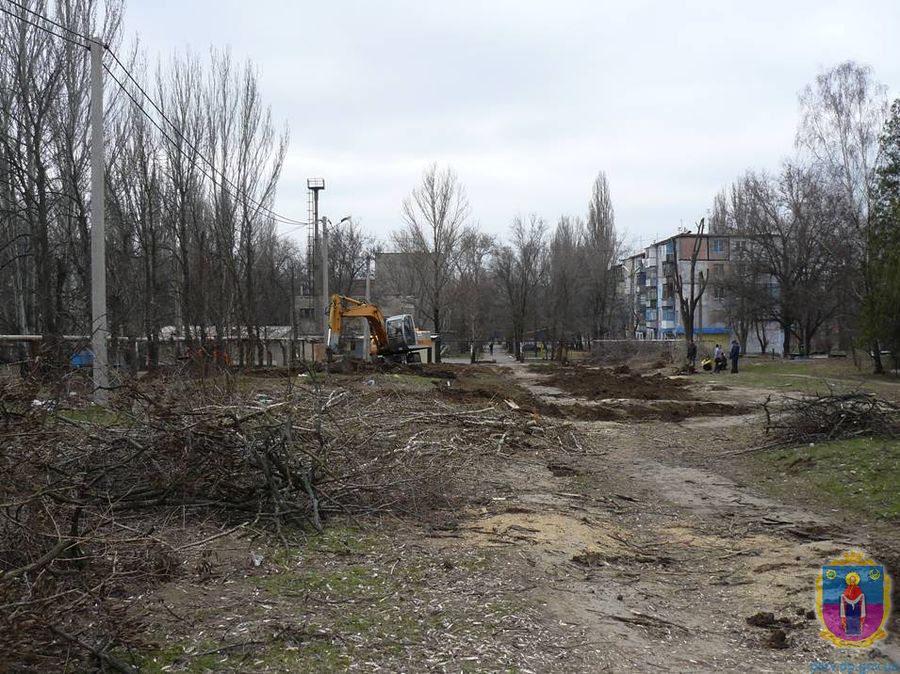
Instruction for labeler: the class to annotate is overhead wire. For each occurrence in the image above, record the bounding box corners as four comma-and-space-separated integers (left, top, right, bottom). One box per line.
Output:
1, 0, 310, 230
0, 3, 90, 49
104, 48, 308, 227
3, 0, 94, 44
103, 62, 296, 231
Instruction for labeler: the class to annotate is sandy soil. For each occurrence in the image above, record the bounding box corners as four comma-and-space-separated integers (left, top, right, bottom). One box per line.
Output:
423, 356, 900, 672
123, 354, 899, 672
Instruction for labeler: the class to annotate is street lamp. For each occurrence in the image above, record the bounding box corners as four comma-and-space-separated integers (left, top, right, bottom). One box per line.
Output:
322, 215, 351, 340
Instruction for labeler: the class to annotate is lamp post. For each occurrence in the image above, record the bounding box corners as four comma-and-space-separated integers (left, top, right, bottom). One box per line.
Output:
321, 215, 351, 342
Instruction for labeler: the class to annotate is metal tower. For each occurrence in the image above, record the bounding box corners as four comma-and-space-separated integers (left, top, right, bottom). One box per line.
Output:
306, 178, 325, 331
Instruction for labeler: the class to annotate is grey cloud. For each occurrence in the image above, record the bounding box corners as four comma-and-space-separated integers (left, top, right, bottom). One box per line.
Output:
129, 0, 900, 247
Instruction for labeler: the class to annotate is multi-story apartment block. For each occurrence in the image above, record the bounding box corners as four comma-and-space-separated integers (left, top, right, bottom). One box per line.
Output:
616, 232, 782, 353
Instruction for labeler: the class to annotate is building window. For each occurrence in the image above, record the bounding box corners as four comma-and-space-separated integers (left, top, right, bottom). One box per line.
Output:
712, 238, 726, 254
645, 309, 657, 322
714, 285, 726, 300
663, 309, 676, 322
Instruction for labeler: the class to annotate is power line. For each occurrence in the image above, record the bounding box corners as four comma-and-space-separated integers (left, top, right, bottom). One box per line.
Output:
0, 3, 90, 49
103, 63, 274, 225
102, 64, 250, 220
104, 48, 308, 227
3, 0, 94, 44
1, 0, 310, 230
104, 63, 312, 235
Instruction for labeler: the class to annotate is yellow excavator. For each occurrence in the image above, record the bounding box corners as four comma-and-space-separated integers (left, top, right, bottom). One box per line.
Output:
326, 294, 423, 362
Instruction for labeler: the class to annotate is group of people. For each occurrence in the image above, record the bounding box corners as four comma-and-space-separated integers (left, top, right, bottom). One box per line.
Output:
687, 339, 741, 374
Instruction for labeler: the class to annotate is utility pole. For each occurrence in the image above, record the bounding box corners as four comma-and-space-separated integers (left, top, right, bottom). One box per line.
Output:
90, 38, 108, 404
321, 217, 329, 341
290, 265, 296, 369
363, 255, 371, 362
321, 216, 351, 345
306, 178, 324, 338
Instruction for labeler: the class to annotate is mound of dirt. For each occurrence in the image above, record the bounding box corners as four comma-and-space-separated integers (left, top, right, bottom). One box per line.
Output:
434, 380, 619, 421
540, 365, 692, 401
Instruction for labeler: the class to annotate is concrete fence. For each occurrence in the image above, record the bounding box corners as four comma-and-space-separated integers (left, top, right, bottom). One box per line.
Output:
590, 339, 683, 364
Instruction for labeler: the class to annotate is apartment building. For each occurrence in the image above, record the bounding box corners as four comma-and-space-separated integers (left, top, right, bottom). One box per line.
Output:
616, 232, 782, 353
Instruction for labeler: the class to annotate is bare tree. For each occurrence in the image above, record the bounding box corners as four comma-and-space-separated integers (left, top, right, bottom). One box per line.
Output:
721, 262, 770, 354
200, 49, 287, 365
707, 189, 729, 234
108, 79, 162, 367
328, 219, 378, 297
157, 50, 206, 343
0, 1, 296, 376
797, 61, 889, 370
737, 164, 847, 356
0, 0, 125, 368
455, 226, 494, 362
234, 58, 287, 365
393, 164, 469, 358
493, 214, 547, 362
672, 219, 710, 344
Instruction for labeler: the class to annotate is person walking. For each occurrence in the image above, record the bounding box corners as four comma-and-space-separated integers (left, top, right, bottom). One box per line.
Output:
729, 339, 741, 374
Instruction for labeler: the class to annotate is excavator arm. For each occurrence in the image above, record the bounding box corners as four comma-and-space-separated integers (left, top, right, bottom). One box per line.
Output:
327, 294, 389, 354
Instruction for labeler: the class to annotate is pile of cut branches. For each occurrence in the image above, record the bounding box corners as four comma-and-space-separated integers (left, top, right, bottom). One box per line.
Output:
0, 371, 530, 672
761, 392, 900, 449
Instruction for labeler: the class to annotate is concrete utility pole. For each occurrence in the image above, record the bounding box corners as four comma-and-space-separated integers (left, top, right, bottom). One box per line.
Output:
322, 217, 329, 340
290, 265, 296, 369
306, 178, 324, 332
90, 38, 108, 404
321, 216, 351, 343
363, 255, 371, 362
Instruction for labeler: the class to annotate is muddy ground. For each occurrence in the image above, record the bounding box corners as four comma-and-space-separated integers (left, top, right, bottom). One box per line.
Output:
21, 354, 898, 672
422, 361, 751, 423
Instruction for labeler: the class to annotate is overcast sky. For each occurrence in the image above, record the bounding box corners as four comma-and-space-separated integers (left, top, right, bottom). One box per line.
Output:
127, 1, 900, 251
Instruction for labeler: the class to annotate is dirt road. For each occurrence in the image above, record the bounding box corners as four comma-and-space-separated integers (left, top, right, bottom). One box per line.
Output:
93, 357, 898, 673
429, 358, 899, 672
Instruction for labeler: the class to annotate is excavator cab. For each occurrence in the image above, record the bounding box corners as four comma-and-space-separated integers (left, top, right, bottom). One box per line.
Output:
385, 314, 418, 355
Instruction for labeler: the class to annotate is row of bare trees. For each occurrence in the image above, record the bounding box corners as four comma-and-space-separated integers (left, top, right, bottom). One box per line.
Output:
0, 0, 298, 369
389, 63, 899, 369
388, 164, 623, 361
708, 61, 899, 369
